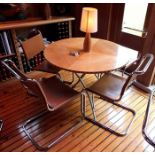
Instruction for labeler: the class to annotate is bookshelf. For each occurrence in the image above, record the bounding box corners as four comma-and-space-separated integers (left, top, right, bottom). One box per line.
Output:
0, 17, 75, 30
0, 16, 75, 81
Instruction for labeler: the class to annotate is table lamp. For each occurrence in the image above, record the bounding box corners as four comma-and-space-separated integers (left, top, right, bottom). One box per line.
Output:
80, 7, 98, 52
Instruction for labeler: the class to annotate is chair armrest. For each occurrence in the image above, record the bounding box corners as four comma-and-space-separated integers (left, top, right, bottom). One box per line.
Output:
134, 54, 154, 75
134, 70, 145, 75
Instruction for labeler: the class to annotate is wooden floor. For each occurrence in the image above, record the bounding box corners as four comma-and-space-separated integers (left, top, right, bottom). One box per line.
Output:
0, 71, 155, 152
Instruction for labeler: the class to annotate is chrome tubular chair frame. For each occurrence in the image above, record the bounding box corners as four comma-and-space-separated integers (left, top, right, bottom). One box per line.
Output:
81, 91, 136, 136
1, 59, 83, 151
142, 88, 155, 149
23, 110, 83, 151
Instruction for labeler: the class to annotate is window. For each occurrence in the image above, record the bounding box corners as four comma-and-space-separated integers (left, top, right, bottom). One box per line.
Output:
122, 3, 148, 36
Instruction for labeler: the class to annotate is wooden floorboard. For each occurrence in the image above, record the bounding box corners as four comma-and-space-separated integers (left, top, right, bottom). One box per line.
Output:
0, 71, 155, 152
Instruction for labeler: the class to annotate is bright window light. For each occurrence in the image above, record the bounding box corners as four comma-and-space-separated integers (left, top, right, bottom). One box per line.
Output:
122, 3, 148, 36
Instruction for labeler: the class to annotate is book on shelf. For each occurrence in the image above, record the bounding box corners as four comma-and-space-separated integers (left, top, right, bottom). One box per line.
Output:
21, 53, 30, 73
6, 30, 16, 54
2, 31, 12, 55
0, 30, 15, 55
58, 22, 69, 39
0, 33, 7, 55
20, 52, 45, 73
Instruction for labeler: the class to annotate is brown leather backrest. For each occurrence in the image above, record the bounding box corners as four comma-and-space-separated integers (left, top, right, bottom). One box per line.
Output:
21, 33, 45, 60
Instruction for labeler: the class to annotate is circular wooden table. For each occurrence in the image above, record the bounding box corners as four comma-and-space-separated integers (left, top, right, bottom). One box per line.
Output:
44, 37, 138, 74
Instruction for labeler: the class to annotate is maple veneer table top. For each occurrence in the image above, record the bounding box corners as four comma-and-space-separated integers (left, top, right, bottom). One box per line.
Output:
44, 38, 138, 73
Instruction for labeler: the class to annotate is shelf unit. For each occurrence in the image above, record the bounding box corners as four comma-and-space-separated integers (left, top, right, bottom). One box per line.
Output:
0, 17, 75, 31
0, 16, 75, 74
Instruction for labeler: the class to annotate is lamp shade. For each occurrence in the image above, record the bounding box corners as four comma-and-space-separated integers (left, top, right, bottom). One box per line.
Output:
80, 7, 98, 33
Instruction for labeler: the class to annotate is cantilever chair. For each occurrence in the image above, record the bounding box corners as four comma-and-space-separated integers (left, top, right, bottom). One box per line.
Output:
142, 87, 155, 149
82, 54, 154, 136
19, 29, 74, 84
1, 59, 82, 151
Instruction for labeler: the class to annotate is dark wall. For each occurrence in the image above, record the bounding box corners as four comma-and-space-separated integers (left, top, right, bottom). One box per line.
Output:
69, 4, 85, 37
85, 3, 111, 39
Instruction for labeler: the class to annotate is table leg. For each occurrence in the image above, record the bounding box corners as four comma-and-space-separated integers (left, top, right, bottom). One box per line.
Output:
72, 73, 86, 88
74, 73, 96, 120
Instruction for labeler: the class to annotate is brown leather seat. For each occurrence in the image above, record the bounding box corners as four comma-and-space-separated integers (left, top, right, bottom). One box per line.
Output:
87, 73, 126, 101
1, 59, 82, 151
38, 76, 79, 111
82, 54, 154, 136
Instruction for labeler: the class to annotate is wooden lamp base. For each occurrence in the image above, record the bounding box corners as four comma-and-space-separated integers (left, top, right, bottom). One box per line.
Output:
83, 32, 91, 52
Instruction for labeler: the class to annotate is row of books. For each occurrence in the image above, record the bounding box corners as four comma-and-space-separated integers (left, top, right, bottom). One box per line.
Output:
57, 22, 70, 39
0, 30, 15, 55
21, 52, 44, 73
